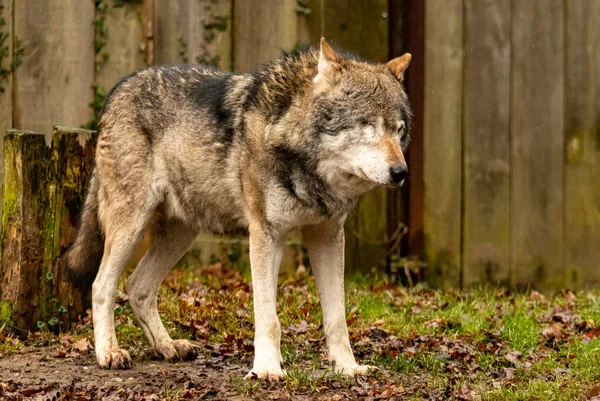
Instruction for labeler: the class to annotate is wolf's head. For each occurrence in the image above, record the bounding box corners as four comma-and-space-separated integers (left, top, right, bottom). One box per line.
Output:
311, 38, 412, 190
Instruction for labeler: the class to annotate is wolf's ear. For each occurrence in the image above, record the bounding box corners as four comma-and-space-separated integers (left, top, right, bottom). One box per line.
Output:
387, 53, 411, 81
314, 37, 343, 88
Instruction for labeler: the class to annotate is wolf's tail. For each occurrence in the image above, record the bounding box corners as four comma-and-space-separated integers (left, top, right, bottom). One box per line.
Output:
66, 170, 104, 289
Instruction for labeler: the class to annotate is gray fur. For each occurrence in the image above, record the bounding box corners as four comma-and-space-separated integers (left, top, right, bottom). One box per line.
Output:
67, 41, 412, 376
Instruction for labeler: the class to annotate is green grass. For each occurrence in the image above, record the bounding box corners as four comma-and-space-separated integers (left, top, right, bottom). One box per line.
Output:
2, 263, 600, 400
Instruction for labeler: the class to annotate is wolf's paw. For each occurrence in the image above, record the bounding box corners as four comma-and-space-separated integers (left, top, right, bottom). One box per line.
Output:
335, 364, 378, 377
155, 339, 201, 361
97, 348, 132, 369
245, 368, 285, 381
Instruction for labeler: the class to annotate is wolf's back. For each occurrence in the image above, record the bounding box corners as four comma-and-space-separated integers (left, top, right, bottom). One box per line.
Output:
66, 170, 104, 289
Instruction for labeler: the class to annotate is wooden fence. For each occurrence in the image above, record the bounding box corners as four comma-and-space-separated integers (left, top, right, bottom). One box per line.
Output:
421, 0, 600, 290
0, 0, 598, 290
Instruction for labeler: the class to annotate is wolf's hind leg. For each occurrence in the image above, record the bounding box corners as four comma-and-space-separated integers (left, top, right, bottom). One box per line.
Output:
127, 217, 199, 361
93, 221, 150, 369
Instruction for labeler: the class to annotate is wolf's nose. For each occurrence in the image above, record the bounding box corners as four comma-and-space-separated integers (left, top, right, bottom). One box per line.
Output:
390, 164, 408, 185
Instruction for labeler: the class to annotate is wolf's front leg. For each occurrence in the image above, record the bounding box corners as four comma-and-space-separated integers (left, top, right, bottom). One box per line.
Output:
303, 221, 376, 377
246, 223, 285, 380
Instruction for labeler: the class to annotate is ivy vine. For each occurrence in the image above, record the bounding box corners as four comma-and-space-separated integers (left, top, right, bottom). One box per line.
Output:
0, 0, 23, 94
84, 0, 111, 130
196, 13, 229, 67
296, 0, 311, 16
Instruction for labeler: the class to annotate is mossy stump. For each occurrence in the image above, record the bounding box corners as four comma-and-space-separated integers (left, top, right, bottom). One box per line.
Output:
0, 126, 97, 333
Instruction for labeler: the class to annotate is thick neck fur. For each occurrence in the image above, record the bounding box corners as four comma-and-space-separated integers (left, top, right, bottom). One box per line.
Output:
240, 48, 369, 219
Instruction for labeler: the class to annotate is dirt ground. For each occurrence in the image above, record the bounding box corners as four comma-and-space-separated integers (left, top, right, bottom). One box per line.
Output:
0, 348, 246, 400
0, 346, 387, 400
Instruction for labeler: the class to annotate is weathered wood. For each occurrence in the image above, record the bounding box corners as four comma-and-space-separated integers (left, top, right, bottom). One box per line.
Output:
153, 0, 182, 64
296, 0, 322, 47
96, 0, 146, 92
0, 0, 12, 133
0, 127, 96, 332
402, 0, 425, 259
155, 0, 232, 71
0, 0, 14, 221
345, 189, 391, 274
233, 0, 297, 72
12, 0, 94, 138
462, 0, 510, 287
190, 0, 232, 71
49, 126, 97, 326
0, 131, 50, 332
320, 0, 388, 63
510, 1, 564, 289
564, 0, 600, 288
422, 0, 462, 288
142, 0, 154, 65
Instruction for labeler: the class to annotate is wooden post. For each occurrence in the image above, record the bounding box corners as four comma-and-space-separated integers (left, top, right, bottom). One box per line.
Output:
49, 127, 97, 326
0, 131, 49, 333
0, 127, 96, 333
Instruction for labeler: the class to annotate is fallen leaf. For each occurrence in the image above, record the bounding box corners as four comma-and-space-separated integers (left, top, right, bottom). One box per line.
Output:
72, 338, 90, 352
289, 320, 308, 334
505, 350, 522, 366
530, 290, 545, 301
589, 385, 600, 398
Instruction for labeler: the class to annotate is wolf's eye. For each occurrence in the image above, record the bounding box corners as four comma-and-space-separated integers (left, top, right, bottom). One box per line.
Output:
360, 120, 375, 129
397, 121, 406, 138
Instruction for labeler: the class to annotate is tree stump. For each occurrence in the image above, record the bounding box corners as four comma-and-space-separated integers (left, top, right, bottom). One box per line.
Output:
0, 126, 97, 333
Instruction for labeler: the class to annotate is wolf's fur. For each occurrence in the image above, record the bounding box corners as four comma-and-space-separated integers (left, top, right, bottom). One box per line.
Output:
67, 39, 412, 379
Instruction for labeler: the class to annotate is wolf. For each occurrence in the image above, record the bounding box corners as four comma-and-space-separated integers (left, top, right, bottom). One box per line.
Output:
67, 38, 412, 380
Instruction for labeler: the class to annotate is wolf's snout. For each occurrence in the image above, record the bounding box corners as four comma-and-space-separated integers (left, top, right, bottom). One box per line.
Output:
390, 164, 408, 185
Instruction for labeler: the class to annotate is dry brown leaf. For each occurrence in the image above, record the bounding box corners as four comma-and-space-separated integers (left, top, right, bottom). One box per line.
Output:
73, 338, 90, 352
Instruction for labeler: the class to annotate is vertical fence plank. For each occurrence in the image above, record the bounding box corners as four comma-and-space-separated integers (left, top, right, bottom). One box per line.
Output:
564, 0, 600, 288
318, 0, 391, 273
188, 0, 232, 71
0, 0, 14, 221
320, 0, 388, 62
96, 1, 146, 92
233, 0, 297, 72
153, 0, 183, 64
402, 0, 425, 260
423, 0, 462, 288
0, 0, 12, 133
13, 0, 94, 138
510, 0, 564, 289
462, 0, 510, 287
154, 0, 232, 70
142, 0, 154, 65
296, 0, 320, 46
